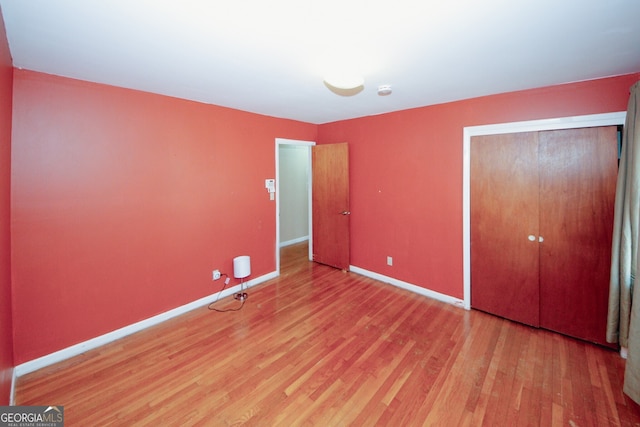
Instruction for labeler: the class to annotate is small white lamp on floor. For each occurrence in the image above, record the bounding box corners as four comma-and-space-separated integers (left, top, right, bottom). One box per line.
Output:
233, 255, 251, 301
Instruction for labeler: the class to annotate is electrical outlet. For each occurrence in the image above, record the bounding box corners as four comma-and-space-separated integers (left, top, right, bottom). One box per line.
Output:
213, 269, 221, 280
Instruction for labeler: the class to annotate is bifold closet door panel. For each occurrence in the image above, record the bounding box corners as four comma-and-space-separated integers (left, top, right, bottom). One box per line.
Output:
538, 126, 617, 345
470, 132, 541, 327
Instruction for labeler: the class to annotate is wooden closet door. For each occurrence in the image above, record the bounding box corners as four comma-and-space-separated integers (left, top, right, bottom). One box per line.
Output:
538, 126, 617, 346
470, 132, 541, 327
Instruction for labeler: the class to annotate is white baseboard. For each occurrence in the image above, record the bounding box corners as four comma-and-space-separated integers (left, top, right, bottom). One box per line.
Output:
9, 368, 15, 406
349, 265, 465, 308
13, 271, 277, 379
12, 266, 459, 389
280, 236, 309, 247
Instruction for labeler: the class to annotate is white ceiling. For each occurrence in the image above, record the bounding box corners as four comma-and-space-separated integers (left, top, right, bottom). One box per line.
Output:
0, 0, 639, 124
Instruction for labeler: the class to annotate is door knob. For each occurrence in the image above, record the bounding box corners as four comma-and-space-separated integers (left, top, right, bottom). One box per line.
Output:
528, 235, 536, 241
340, 211, 351, 215
539, 236, 544, 243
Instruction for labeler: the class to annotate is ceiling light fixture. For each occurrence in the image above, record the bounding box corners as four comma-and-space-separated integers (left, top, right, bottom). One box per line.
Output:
323, 73, 365, 97
323, 74, 364, 91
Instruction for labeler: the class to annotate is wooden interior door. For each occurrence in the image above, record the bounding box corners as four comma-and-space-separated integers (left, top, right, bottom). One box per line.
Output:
312, 143, 350, 270
538, 126, 618, 346
470, 132, 541, 327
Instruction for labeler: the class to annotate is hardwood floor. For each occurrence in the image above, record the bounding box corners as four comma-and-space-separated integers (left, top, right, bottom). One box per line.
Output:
15, 242, 640, 425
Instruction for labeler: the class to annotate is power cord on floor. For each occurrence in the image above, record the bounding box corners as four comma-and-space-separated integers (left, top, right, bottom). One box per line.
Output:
208, 273, 247, 312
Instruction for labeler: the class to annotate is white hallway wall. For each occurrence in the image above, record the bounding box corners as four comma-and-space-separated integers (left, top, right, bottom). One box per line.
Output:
278, 144, 309, 246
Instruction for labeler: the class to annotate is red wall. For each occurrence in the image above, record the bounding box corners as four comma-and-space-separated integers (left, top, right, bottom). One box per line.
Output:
0, 6, 13, 405
11, 70, 316, 364
318, 73, 640, 300
10, 64, 640, 366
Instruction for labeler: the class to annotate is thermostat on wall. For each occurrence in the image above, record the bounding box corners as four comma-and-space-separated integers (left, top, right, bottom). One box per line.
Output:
265, 179, 275, 193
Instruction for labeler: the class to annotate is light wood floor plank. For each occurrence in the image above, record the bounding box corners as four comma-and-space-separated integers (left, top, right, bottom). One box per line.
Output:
14, 242, 640, 425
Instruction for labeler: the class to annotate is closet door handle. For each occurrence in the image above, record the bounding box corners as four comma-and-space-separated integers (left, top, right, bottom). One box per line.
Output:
539, 236, 544, 243
528, 235, 536, 241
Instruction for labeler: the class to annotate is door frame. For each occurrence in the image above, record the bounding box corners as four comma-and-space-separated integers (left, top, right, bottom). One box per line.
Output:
462, 111, 626, 310
275, 138, 315, 275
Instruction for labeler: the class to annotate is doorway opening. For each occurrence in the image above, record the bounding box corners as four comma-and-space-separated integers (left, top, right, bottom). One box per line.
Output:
275, 138, 315, 275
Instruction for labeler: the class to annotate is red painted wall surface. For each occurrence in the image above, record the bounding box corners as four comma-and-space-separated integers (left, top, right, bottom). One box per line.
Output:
11, 70, 316, 364
0, 6, 13, 404
10, 65, 640, 366
318, 73, 640, 300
